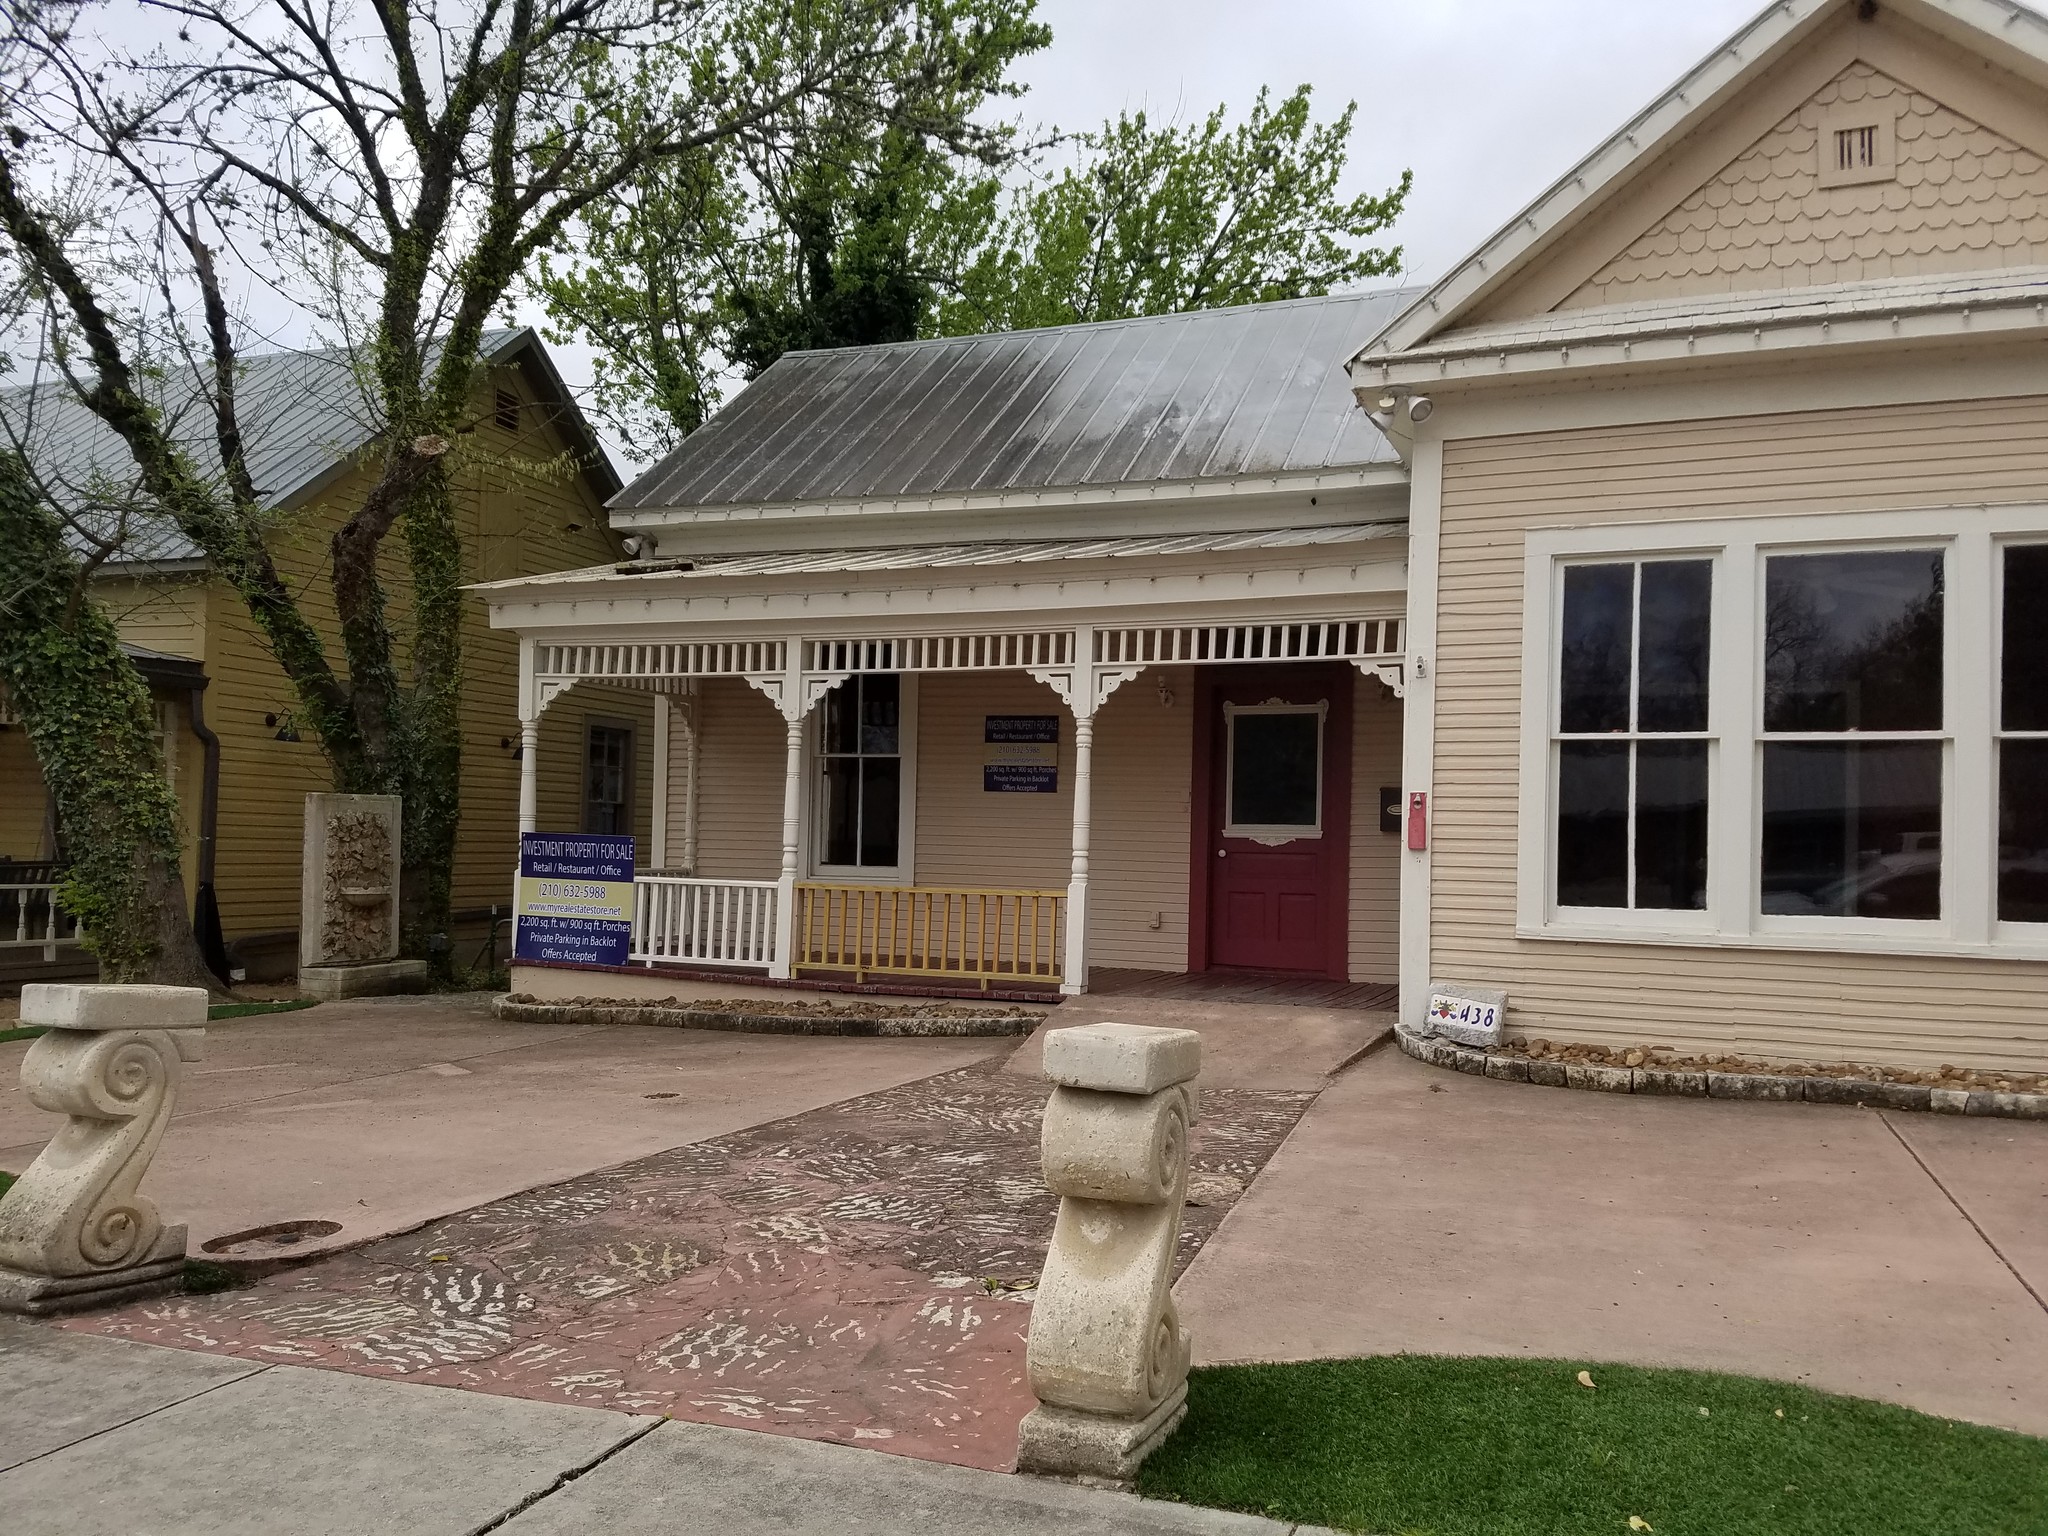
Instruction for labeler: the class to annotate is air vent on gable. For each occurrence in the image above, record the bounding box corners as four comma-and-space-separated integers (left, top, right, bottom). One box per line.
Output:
494, 389, 520, 432
1816, 106, 1896, 188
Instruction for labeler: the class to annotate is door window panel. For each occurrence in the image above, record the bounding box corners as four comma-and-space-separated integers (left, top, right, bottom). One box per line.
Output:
1553, 558, 1713, 911
1226, 708, 1322, 833
818, 674, 901, 869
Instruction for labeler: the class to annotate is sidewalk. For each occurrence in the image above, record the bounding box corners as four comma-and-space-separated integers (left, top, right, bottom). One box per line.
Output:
0, 1320, 1313, 1536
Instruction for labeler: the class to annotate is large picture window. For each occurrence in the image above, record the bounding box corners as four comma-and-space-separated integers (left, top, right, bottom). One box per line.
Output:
1519, 507, 2048, 961
1553, 559, 1711, 911
817, 674, 903, 871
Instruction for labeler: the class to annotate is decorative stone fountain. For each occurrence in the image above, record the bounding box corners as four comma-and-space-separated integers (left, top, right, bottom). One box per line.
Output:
298, 793, 427, 998
1016, 1021, 1201, 1481
0, 984, 207, 1314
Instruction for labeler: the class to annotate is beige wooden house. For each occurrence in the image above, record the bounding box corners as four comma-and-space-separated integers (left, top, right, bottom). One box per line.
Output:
1, 329, 644, 982
486, 0, 2048, 1074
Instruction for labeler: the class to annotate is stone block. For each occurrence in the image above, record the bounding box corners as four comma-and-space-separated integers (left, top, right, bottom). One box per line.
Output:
1482, 1055, 1530, 1083
1449, 1045, 1489, 1076
1014, 1385, 1188, 1482
1040, 1086, 1193, 1205
1637, 1068, 1708, 1097
1040, 1023, 1200, 1095
1802, 1077, 1883, 1107
299, 958, 432, 1000
1930, 1087, 1970, 1115
1565, 1062, 1633, 1093
1420, 981, 1507, 1048
1707, 1072, 1801, 1102
20, 984, 207, 1032
1967, 1090, 2048, 1120
1527, 1059, 1569, 1088
1874, 1082, 1932, 1112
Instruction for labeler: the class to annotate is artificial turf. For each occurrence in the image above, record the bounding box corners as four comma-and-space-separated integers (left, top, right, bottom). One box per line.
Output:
1136, 1357, 2047, 1536
207, 998, 320, 1020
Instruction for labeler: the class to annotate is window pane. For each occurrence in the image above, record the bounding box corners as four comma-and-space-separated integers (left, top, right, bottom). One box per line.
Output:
1229, 712, 1321, 827
1763, 550, 1943, 732
860, 758, 900, 866
2001, 545, 2048, 731
821, 758, 860, 866
1557, 742, 1628, 907
1559, 564, 1633, 733
823, 681, 858, 755
1761, 742, 1941, 918
1999, 739, 2048, 922
1637, 561, 1712, 732
1635, 741, 1708, 910
859, 673, 900, 755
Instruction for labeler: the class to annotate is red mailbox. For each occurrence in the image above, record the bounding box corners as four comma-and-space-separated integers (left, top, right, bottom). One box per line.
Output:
1406, 791, 1428, 852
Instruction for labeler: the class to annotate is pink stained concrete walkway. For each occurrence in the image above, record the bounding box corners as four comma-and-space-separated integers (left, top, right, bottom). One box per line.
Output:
1174, 1047, 2048, 1438
0, 994, 1007, 1260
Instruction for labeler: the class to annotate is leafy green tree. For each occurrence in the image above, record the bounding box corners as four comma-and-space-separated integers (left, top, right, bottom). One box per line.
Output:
537, 79, 1410, 455
940, 86, 1411, 334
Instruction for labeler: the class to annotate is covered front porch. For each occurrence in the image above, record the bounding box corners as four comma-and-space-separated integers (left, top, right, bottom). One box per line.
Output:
499, 561, 1409, 998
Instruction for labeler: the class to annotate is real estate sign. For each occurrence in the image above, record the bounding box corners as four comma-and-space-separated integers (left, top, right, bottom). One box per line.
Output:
984, 715, 1060, 792
514, 833, 635, 966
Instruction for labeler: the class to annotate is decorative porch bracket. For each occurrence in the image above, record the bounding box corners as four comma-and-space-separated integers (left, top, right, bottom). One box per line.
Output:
0, 985, 207, 1316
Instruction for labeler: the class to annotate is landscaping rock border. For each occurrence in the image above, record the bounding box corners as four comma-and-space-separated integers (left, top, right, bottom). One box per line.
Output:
1394, 1023, 2048, 1120
492, 994, 1040, 1037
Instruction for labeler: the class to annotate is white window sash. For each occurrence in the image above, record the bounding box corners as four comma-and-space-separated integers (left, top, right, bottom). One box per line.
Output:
1518, 503, 2048, 961
807, 672, 919, 885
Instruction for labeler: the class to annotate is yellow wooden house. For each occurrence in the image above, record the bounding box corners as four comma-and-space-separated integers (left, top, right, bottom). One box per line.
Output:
0, 329, 652, 983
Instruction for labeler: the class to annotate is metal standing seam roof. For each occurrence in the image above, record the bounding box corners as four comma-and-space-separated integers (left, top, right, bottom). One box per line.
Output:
0, 328, 609, 570
473, 520, 1407, 593
612, 288, 1425, 514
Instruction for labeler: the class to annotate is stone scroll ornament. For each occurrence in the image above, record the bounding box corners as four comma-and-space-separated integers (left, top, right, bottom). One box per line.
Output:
0, 985, 206, 1315
1016, 1022, 1201, 1481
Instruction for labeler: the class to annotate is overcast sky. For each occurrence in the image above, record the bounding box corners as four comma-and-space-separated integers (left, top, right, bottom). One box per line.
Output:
1007, 0, 1770, 284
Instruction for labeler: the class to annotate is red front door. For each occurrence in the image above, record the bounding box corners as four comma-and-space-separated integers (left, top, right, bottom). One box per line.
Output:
1199, 666, 1352, 976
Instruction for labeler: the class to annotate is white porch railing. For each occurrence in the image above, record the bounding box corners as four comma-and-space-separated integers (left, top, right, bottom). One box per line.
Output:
0, 870, 81, 961
630, 876, 779, 970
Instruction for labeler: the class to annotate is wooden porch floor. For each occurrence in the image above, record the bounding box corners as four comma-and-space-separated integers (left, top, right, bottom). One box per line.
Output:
1088, 967, 1398, 1012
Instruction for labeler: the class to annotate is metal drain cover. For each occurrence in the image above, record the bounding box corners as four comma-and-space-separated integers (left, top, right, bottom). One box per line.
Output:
201, 1219, 345, 1257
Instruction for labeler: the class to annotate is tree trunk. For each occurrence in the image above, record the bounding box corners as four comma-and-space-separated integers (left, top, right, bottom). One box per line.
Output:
0, 453, 220, 991
397, 466, 464, 975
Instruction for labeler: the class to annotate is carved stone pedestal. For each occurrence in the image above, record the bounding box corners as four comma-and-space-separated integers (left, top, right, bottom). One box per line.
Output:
1016, 1022, 1200, 1481
0, 984, 206, 1315
299, 793, 427, 998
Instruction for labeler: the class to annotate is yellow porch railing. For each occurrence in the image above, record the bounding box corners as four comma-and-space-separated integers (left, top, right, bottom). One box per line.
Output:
795, 882, 1064, 988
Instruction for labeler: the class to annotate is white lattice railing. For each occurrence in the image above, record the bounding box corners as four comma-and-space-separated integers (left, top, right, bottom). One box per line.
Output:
0, 871, 81, 960
630, 876, 779, 970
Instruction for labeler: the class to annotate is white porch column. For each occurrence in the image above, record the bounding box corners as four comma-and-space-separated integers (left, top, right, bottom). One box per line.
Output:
1061, 626, 1098, 997
651, 694, 672, 867
770, 638, 806, 979
516, 717, 541, 834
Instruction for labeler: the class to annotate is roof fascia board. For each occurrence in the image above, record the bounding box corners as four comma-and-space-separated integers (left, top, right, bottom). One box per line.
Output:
1356, 0, 2048, 363
1364, 290, 2048, 388
609, 464, 1411, 534
483, 553, 1410, 636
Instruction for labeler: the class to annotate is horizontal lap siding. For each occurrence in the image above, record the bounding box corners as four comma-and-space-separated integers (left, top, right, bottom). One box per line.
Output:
1348, 675, 1402, 984
1090, 666, 1193, 971
1434, 393, 2048, 1072
0, 730, 50, 860
913, 673, 1072, 893
687, 677, 782, 881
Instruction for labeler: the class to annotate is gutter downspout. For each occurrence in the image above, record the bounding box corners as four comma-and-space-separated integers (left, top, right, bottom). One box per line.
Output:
187, 680, 231, 983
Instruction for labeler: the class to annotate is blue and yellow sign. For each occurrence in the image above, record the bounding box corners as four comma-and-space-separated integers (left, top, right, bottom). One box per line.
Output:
514, 833, 635, 966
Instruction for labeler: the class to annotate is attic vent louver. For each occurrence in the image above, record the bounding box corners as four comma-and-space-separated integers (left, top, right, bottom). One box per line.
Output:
494, 389, 520, 432
1816, 106, 1896, 188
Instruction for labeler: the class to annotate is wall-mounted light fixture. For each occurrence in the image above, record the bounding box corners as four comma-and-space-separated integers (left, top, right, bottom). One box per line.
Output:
500, 735, 523, 760
1157, 677, 1175, 708
264, 712, 301, 743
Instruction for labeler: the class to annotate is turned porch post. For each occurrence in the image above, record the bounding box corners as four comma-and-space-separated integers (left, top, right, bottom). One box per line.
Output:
1062, 626, 1097, 997
770, 637, 805, 979
516, 638, 541, 837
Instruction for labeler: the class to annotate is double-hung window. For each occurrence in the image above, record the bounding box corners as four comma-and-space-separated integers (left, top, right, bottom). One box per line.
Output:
1553, 559, 1713, 913
816, 673, 906, 874
1522, 507, 2048, 959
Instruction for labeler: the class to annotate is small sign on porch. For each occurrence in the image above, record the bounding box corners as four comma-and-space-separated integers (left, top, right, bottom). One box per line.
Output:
514, 832, 636, 967
1422, 981, 1507, 1048
984, 715, 1060, 793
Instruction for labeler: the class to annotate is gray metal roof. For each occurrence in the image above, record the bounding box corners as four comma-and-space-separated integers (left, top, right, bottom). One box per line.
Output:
0, 328, 614, 571
477, 520, 1405, 593
614, 289, 1423, 514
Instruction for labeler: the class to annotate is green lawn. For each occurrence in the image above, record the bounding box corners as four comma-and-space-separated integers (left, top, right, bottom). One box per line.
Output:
0, 1025, 47, 1043
1137, 1357, 2047, 1536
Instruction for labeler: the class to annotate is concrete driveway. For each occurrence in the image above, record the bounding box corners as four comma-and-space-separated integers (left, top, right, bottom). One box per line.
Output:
0, 994, 1006, 1260
1176, 1047, 2048, 1437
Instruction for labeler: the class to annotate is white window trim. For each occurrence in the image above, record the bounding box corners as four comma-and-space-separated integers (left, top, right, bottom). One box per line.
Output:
1221, 699, 1328, 842
805, 672, 919, 885
1516, 502, 2048, 962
